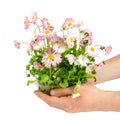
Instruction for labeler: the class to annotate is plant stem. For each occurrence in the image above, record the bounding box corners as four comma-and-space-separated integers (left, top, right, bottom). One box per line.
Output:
50, 65, 52, 79
20, 42, 29, 44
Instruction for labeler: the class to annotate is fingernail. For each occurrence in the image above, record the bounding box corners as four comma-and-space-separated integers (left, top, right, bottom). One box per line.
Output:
34, 91, 39, 95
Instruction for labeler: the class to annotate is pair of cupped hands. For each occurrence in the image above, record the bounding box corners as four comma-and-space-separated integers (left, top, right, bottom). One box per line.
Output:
34, 79, 107, 112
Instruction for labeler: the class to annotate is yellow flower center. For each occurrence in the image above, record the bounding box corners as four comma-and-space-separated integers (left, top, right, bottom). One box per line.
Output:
47, 22, 50, 26
32, 16, 34, 20
70, 37, 75, 42
58, 45, 61, 48
44, 29, 50, 34
90, 47, 95, 52
24, 20, 27, 25
68, 22, 73, 27
47, 54, 55, 60
35, 41, 39, 46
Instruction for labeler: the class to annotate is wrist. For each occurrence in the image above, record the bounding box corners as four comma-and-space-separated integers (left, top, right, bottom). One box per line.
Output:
96, 91, 120, 111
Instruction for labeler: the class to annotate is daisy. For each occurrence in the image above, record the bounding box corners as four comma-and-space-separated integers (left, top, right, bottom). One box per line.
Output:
105, 45, 112, 55
66, 54, 76, 65
24, 16, 30, 29
76, 55, 89, 66
63, 18, 75, 30
42, 18, 54, 30
34, 62, 43, 70
65, 31, 76, 48
52, 37, 66, 53
33, 39, 45, 50
14, 40, 20, 49
80, 36, 92, 47
42, 48, 62, 68
86, 45, 99, 57
31, 12, 37, 24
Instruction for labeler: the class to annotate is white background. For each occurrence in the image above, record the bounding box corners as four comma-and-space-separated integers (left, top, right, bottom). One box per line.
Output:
0, 0, 120, 120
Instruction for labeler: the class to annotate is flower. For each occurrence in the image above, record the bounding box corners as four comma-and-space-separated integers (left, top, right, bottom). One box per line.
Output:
62, 18, 75, 30
31, 12, 37, 24
14, 12, 112, 95
42, 48, 62, 68
24, 16, 30, 29
105, 45, 112, 55
34, 62, 43, 71
14, 40, 20, 49
86, 45, 99, 57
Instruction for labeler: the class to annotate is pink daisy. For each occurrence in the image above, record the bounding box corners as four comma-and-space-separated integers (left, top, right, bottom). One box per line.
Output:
24, 16, 30, 29
84, 29, 93, 36
96, 63, 105, 71
31, 12, 37, 24
63, 18, 75, 30
105, 45, 112, 55
42, 48, 62, 68
14, 40, 20, 49
42, 18, 54, 30
34, 62, 43, 70
80, 36, 92, 47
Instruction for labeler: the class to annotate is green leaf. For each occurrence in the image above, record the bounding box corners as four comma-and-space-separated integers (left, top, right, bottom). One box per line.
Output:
27, 80, 36, 86
40, 74, 50, 84
60, 79, 68, 88
91, 69, 96, 74
54, 68, 68, 78
26, 65, 30, 70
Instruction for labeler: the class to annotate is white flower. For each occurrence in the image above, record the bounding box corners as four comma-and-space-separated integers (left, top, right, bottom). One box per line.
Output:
66, 54, 76, 65
76, 55, 89, 66
66, 54, 89, 66
86, 45, 99, 57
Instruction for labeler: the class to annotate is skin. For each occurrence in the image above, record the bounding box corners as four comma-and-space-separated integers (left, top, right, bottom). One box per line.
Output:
34, 54, 120, 112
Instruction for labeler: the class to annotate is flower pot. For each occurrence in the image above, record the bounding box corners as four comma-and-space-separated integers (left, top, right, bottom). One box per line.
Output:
38, 83, 57, 95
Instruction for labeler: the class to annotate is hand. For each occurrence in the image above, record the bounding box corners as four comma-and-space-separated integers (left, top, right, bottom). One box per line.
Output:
34, 84, 109, 112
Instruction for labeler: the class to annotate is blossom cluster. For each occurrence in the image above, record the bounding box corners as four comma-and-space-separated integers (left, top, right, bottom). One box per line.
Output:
14, 12, 112, 94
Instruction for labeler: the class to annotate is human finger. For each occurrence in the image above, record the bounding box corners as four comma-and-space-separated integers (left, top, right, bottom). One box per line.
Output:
50, 86, 75, 96
34, 90, 71, 110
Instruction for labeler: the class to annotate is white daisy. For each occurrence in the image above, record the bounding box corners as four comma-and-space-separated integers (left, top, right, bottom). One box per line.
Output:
66, 54, 76, 65
86, 45, 99, 57
76, 55, 89, 66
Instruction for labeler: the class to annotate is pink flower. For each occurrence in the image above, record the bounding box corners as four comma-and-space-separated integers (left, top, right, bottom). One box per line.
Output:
42, 48, 62, 68
42, 18, 54, 30
51, 36, 66, 53
34, 62, 43, 70
24, 16, 30, 29
80, 36, 92, 47
33, 39, 45, 50
66, 36, 76, 48
84, 29, 93, 36
63, 18, 75, 30
105, 45, 112, 55
96, 63, 104, 71
14, 40, 20, 49
31, 12, 37, 24
74, 21, 84, 28
43, 29, 56, 40
28, 40, 34, 51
